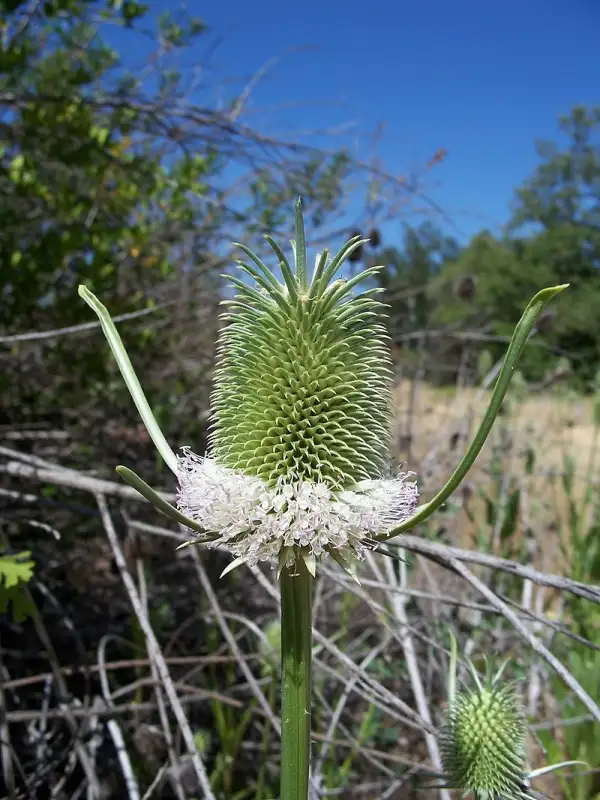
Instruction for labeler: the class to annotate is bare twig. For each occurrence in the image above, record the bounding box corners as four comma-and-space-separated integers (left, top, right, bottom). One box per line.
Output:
187, 547, 281, 734
312, 639, 388, 791
1, 459, 176, 503
432, 550, 600, 722
94, 493, 216, 800
0, 303, 173, 345
0, 649, 16, 797
135, 556, 187, 800
397, 535, 600, 604
140, 762, 169, 800
369, 551, 450, 800
22, 589, 102, 798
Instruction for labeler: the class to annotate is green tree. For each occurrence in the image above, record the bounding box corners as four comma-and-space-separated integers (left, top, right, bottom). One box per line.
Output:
433, 231, 557, 380
430, 105, 600, 384
0, 0, 217, 438
510, 105, 600, 249
378, 221, 460, 343
509, 105, 600, 381
0, 0, 364, 450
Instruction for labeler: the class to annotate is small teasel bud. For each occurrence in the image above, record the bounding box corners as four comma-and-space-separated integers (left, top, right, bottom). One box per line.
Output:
368, 227, 381, 248
348, 229, 363, 262
441, 684, 527, 799
440, 643, 529, 800
454, 274, 477, 302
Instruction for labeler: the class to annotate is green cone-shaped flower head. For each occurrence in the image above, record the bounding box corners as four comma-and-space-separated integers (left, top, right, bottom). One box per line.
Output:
210, 199, 392, 489
441, 677, 528, 799
176, 200, 418, 568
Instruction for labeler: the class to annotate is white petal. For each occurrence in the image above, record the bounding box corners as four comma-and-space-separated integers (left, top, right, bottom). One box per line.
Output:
176, 451, 418, 567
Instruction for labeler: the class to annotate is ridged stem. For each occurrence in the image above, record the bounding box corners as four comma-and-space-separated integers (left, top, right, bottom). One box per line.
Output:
280, 558, 313, 800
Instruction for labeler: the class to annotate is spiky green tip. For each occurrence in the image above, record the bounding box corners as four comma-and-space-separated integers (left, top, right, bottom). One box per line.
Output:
440, 682, 528, 800
209, 198, 393, 490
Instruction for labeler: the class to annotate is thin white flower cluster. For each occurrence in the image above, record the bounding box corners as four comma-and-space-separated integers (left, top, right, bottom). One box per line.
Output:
176, 449, 419, 566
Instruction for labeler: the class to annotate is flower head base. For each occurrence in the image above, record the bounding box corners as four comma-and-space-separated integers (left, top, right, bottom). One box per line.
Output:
177, 199, 418, 568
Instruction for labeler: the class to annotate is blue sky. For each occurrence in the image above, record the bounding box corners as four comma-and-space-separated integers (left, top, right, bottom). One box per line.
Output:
136, 0, 599, 247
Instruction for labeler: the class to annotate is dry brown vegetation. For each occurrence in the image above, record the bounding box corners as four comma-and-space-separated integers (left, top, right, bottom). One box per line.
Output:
2, 367, 599, 799
395, 379, 596, 538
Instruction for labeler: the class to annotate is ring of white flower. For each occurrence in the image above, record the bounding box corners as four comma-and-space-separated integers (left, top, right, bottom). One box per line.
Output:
177, 450, 418, 567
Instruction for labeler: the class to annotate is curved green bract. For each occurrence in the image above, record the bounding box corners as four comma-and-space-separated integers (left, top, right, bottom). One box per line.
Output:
115, 465, 213, 538
210, 198, 393, 489
380, 283, 569, 541
78, 285, 178, 475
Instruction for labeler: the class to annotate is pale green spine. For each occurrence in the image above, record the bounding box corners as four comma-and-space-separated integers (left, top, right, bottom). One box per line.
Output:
209, 199, 394, 489
441, 682, 528, 800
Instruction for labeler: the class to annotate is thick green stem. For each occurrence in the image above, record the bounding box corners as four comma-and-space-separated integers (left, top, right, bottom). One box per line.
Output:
280, 558, 314, 800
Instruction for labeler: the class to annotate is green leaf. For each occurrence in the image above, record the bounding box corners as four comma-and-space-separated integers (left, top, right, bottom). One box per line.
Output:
0, 551, 36, 623
0, 551, 34, 588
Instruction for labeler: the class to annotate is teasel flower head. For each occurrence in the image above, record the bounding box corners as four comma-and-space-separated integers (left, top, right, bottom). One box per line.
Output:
441, 682, 528, 799
176, 199, 419, 574
79, 205, 567, 583
439, 635, 532, 800
437, 638, 587, 799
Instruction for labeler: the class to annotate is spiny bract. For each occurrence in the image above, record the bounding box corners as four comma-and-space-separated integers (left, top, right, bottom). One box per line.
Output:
209, 200, 393, 491
440, 681, 528, 800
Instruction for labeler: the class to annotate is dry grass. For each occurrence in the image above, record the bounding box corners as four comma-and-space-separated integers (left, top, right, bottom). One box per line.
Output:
394, 378, 595, 476
3, 378, 599, 799
393, 380, 597, 551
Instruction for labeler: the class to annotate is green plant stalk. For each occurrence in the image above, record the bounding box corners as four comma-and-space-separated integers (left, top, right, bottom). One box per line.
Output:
336, 701, 377, 788
256, 677, 277, 799
280, 558, 314, 800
